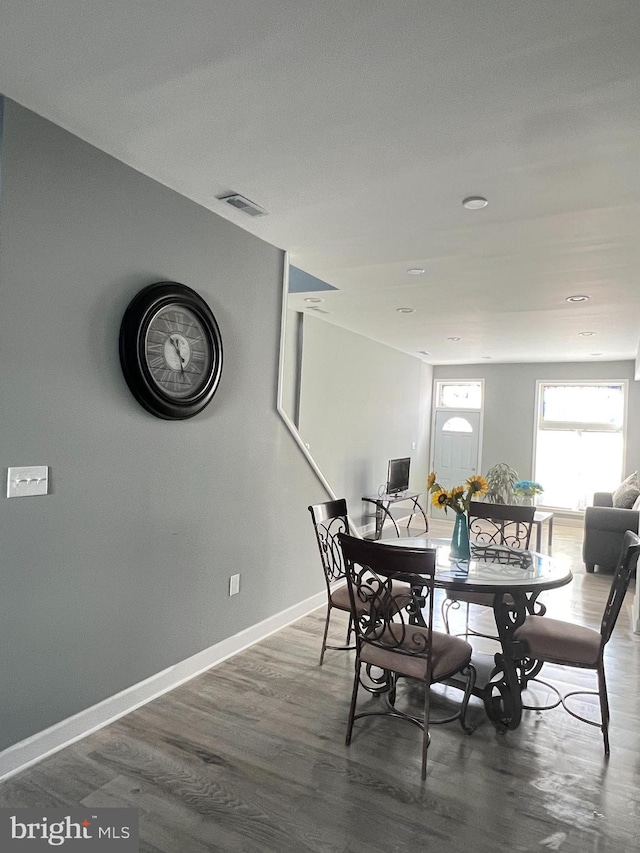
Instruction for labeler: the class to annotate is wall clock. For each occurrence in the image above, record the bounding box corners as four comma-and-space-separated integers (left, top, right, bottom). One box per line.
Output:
119, 281, 223, 420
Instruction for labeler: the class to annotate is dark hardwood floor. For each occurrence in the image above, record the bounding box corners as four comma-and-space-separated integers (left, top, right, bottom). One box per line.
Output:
1, 518, 639, 852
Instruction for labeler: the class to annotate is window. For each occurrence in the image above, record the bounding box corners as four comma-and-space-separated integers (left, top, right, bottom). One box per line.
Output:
534, 382, 626, 511
540, 384, 623, 430
441, 417, 474, 433
436, 381, 482, 409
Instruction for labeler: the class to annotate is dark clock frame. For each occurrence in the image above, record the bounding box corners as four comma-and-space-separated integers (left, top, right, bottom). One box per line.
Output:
119, 281, 223, 420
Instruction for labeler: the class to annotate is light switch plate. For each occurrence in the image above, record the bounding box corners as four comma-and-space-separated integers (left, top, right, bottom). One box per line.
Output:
7, 466, 49, 498
229, 574, 240, 596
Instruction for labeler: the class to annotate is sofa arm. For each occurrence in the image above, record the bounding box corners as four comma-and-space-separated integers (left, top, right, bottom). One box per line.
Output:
583, 505, 640, 572
593, 492, 614, 507
584, 505, 639, 534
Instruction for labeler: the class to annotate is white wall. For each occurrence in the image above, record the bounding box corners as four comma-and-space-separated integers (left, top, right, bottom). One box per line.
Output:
298, 314, 433, 526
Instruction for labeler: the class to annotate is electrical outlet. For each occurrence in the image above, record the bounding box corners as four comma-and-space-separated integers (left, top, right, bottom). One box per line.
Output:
229, 574, 240, 596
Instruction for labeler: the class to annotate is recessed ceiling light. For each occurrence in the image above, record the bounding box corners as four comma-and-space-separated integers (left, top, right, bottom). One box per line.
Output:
407, 268, 425, 275
481, 356, 492, 360
462, 196, 488, 210
418, 350, 431, 356
579, 331, 596, 337
590, 353, 603, 357
447, 336, 461, 341
304, 297, 324, 303
396, 307, 415, 314
310, 306, 330, 314
566, 295, 590, 303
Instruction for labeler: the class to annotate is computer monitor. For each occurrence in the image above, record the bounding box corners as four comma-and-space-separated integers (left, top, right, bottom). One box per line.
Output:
386, 457, 410, 494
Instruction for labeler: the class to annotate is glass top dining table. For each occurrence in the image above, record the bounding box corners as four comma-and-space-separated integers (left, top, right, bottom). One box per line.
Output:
380, 536, 572, 594
378, 536, 573, 732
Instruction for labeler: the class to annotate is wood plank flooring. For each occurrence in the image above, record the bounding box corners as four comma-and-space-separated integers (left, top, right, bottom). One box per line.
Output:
1, 518, 639, 852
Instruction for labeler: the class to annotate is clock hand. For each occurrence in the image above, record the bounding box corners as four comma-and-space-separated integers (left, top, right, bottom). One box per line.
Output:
170, 337, 185, 374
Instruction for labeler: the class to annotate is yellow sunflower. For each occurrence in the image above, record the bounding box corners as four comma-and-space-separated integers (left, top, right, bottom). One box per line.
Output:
431, 488, 449, 509
427, 471, 436, 490
451, 485, 464, 499
466, 474, 488, 496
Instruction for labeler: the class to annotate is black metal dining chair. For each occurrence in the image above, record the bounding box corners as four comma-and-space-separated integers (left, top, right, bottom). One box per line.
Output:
338, 533, 476, 780
467, 501, 536, 549
442, 502, 536, 639
308, 499, 414, 665
308, 499, 354, 665
514, 529, 640, 754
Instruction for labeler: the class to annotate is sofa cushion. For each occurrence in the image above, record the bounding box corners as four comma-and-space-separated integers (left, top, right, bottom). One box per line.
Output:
612, 472, 640, 508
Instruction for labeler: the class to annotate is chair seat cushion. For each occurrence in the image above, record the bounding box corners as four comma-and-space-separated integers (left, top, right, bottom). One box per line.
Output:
330, 579, 411, 612
329, 582, 351, 611
514, 615, 601, 667
360, 628, 472, 682
447, 590, 513, 608
447, 591, 494, 607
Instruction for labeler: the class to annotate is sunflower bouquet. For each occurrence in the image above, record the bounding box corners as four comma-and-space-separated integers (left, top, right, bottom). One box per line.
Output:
427, 471, 488, 514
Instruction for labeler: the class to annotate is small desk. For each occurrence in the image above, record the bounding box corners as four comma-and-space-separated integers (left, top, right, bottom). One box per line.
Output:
533, 510, 554, 552
381, 537, 572, 732
362, 492, 428, 540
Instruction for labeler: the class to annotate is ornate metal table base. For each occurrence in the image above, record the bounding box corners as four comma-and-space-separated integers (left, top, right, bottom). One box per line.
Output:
482, 590, 546, 730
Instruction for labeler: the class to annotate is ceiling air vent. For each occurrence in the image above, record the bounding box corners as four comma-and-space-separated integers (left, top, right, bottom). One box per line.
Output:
217, 193, 268, 217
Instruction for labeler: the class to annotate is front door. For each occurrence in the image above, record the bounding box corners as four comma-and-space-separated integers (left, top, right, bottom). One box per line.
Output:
431, 409, 482, 501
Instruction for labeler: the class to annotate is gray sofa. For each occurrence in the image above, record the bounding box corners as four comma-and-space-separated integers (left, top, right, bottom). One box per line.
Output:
583, 491, 640, 573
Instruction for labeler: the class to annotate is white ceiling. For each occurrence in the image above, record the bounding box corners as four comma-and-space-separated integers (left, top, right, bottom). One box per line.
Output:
2, 1, 640, 364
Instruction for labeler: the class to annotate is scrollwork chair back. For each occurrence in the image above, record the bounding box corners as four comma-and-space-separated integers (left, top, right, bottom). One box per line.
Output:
442, 502, 536, 639
308, 499, 352, 665
468, 500, 535, 549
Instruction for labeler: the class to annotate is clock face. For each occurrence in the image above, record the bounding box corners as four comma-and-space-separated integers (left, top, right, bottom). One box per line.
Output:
145, 303, 212, 399
119, 282, 223, 420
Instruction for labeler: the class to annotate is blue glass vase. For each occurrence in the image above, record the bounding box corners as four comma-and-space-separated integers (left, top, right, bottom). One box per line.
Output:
450, 512, 471, 562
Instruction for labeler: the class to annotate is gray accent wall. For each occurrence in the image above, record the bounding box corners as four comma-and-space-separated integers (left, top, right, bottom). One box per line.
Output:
433, 362, 640, 480
298, 314, 433, 527
0, 100, 327, 751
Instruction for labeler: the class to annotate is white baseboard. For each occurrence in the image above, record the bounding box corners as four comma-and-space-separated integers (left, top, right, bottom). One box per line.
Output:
0, 590, 326, 782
